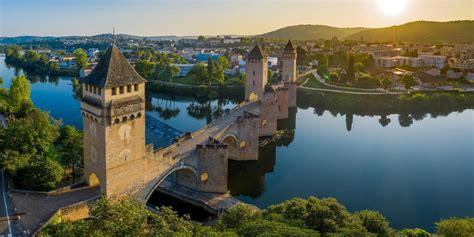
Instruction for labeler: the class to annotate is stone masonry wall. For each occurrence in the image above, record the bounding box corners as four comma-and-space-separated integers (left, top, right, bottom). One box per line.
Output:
195, 144, 228, 193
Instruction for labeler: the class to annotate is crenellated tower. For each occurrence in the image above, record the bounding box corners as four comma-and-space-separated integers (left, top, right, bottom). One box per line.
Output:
281, 40, 297, 83
281, 40, 298, 107
80, 45, 147, 198
245, 45, 267, 101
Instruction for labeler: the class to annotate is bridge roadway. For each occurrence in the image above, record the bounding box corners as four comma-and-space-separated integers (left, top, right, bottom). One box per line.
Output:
158, 100, 260, 163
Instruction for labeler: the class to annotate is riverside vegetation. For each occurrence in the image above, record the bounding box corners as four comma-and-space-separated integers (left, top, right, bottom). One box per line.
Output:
0, 76, 83, 191
4, 46, 88, 76
39, 197, 473, 236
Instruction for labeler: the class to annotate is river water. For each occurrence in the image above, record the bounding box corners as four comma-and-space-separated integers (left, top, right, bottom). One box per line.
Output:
1, 57, 473, 231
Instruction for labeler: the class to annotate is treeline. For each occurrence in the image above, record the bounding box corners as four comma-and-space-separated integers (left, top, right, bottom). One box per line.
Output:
4, 45, 88, 76
0, 76, 83, 191
298, 89, 474, 116
133, 49, 241, 86
5, 46, 59, 74
40, 197, 474, 236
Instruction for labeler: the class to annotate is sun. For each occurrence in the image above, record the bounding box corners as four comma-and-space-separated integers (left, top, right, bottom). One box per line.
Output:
377, 0, 407, 16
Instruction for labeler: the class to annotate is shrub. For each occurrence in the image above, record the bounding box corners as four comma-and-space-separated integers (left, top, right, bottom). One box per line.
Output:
436, 217, 474, 237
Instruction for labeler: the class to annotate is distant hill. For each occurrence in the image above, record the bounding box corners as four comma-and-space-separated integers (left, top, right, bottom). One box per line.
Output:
345, 21, 474, 43
0, 36, 58, 44
256, 25, 369, 40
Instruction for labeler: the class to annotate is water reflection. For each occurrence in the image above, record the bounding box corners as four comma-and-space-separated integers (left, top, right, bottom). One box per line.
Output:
228, 109, 297, 198
187, 99, 234, 124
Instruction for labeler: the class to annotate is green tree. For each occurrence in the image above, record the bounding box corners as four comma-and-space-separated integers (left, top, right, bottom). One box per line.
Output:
207, 56, 214, 85
296, 46, 308, 66
134, 59, 154, 79
15, 157, 64, 191
8, 75, 31, 111
317, 65, 329, 79
188, 63, 208, 85
0, 76, 3, 86
217, 204, 260, 230
57, 126, 83, 184
41, 198, 197, 236
305, 197, 358, 234
73, 48, 88, 69
346, 56, 355, 81
401, 75, 417, 89
212, 56, 231, 85
268, 70, 273, 81
436, 217, 474, 237
0, 107, 59, 174
399, 228, 430, 237
49, 61, 60, 75
354, 62, 365, 72
198, 35, 206, 41
380, 76, 393, 89
237, 219, 319, 237
354, 210, 392, 235
163, 64, 180, 82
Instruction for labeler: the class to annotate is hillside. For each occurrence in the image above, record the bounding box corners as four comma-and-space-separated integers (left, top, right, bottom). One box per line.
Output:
256, 25, 369, 40
345, 20, 474, 43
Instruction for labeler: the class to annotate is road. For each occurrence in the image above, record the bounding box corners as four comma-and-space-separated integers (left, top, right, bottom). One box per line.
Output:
165, 101, 260, 160
0, 115, 25, 236
0, 171, 24, 236
298, 71, 406, 95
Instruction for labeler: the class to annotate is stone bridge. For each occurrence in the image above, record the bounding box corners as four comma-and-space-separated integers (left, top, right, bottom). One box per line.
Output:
131, 100, 262, 201
80, 42, 298, 205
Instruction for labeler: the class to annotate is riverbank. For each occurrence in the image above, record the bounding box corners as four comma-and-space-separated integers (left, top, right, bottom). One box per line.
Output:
298, 86, 474, 116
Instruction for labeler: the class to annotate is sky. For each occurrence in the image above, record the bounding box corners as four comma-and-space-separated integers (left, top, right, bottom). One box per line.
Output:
0, 0, 473, 37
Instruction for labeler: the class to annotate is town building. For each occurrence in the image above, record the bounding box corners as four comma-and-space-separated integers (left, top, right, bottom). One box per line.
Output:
174, 64, 195, 77
447, 68, 463, 79
374, 55, 446, 69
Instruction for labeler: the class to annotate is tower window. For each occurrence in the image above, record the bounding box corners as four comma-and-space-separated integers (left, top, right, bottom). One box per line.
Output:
98, 88, 102, 95
112, 87, 117, 95
253, 71, 255, 76
253, 81, 255, 86
119, 86, 124, 94
85, 84, 89, 92
134, 84, 139, 91
93, 86, 97, 94
127, 85, 132, 93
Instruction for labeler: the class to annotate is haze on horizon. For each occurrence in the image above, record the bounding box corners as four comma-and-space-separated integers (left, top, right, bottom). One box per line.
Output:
1, 0, 473, 37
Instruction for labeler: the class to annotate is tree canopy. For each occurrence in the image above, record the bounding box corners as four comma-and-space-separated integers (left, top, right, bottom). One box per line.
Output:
73, 48, 88, 69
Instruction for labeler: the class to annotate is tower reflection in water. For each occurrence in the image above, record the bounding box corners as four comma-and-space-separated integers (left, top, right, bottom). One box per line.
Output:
228, 107, 297, 198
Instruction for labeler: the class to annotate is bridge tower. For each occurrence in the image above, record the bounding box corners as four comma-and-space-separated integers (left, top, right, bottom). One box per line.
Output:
245, 45, 267, 101
281, 40, 298, 107
80, 45, 148, 198
281, 40, 297, 83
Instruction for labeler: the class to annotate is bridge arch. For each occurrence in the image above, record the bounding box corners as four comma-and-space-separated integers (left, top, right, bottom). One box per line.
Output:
144, 164, 199, 202
221, 134, 239, 160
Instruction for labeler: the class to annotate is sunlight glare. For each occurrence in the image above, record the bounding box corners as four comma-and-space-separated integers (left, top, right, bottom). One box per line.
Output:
377, 0, 407, 16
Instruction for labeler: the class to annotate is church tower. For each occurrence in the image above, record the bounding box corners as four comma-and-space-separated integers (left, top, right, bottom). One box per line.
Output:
80, 45, 147, 197
281, 40, 297, 83
245, 45, 267, 101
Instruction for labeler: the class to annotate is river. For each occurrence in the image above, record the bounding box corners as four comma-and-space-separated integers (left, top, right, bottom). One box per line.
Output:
1, 57, 473, 231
